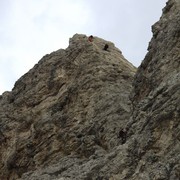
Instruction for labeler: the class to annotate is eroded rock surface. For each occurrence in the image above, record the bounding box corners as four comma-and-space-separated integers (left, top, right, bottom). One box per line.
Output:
0, 0, 179, 179
0, 34, 136, 179
128, 0, 180, 179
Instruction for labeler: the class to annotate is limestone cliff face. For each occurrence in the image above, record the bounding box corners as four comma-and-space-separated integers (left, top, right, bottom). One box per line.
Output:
0, 0, 180, 179
128, 0, 180, 179
0, 34, 136, 179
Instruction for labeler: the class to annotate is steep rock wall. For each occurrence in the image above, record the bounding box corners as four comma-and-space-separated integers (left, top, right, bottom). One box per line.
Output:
0, 34, 136, 179
0, 0, 179, 179
128, 0, 180, 179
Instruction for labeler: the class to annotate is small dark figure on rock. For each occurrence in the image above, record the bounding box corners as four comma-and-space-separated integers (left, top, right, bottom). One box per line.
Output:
0, 130, 7, 145
103, 44, 109, 51
88, 35, 94, 42
118, 128, 127, 144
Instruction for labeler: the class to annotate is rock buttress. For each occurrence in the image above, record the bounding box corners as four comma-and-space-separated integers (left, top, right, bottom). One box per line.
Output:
0, 34, 136, 179
127, 0, 180, 179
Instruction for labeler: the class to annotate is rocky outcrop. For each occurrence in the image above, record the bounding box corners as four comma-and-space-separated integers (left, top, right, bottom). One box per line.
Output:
0, 34, 136, 179
0, 0, 179, 179
127, 0, 180, 179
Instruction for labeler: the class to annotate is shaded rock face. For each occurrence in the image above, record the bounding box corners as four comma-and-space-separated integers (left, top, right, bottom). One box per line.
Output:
0, 0, 179, 179
128, 0, 180, 179
0, 34, 136, 180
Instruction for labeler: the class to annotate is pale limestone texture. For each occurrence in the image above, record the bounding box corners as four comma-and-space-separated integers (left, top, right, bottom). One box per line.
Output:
0, 34, 136, 179
0, 0, 179, 179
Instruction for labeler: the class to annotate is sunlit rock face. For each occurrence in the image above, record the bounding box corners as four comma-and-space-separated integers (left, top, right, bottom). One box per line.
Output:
0, 0, 179, 179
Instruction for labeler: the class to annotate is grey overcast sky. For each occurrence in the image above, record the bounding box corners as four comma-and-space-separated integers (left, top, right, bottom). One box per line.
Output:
0, 0, 167, 94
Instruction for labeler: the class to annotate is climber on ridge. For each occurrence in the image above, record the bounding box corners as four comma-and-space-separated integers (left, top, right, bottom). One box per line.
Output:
88, 35, 94, 42
103, 44, 109, 51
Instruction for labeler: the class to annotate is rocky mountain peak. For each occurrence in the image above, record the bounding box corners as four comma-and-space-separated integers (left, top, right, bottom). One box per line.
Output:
0, 0, 179, 179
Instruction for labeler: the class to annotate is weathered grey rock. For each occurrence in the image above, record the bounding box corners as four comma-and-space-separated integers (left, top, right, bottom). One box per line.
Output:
0, 0, 180, 179
127, 0, 180, 179
0, 34, 136, 180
